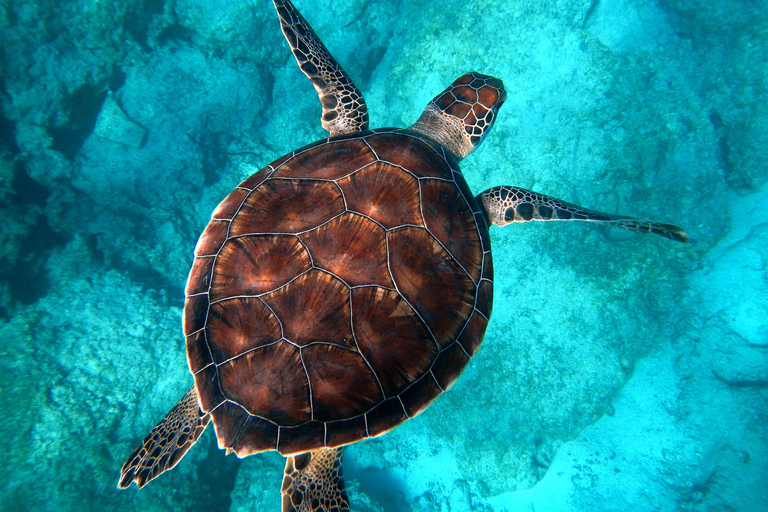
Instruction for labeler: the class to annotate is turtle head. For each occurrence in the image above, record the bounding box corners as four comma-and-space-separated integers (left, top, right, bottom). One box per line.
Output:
410, 72, 506, 160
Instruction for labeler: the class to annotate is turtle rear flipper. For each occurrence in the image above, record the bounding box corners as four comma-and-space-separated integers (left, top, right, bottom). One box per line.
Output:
118, 386, 210, 489
478, 185, 692, 243
273, 0, 368, 137
282, 448, 350, 512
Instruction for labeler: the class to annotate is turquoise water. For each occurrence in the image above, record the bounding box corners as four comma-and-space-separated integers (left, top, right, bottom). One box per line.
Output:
1, 0, 766, 511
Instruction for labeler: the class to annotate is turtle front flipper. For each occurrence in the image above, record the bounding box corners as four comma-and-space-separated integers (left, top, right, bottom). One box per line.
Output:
118, 386, 211, 489
477, 185, 692, 243
273, 0, 368, 137
282, 448, 350, 512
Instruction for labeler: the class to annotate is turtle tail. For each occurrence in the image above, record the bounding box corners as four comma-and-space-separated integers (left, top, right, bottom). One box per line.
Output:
118, 386, 211, 489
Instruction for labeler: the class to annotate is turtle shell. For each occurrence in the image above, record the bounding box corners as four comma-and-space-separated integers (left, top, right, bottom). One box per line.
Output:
183, 128, 494, 457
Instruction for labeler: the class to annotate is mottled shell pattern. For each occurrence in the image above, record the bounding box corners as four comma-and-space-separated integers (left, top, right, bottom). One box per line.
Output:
183, 128, 493, 457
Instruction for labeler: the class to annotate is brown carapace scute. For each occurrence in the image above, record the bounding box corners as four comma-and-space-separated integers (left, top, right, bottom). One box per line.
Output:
183, 129, 494, 458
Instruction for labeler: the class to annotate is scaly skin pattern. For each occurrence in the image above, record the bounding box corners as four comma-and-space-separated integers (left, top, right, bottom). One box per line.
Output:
478, 185, 691, 243
273, 0, 368, 136
118, 386, 210, 489
282, 448, 350, 512
411, 72, 506, 159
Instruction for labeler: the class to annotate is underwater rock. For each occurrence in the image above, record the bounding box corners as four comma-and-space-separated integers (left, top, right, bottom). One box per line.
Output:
93, 93, 147, 149
690, 184, 768, 389
583, 0, 674, 52
22, 147, 74, 183
0, 0, 766, 511
698, 225, 768, 347
66, 44, 268, 292
0, 237, 197, 510
0, 1, 134, 156
173, 0, 273, 52
229, 453, 283, 512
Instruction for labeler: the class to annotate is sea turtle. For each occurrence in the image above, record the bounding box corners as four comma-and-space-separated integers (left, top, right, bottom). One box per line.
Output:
118, 0, 690, 510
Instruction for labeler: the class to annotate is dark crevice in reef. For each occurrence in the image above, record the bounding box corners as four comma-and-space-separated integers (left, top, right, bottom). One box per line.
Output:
158, 23, 196, 47
709, 109, 753, 193
124, 0, 167, 51
82, 233, 184, 304
4, 215, 70, 307
10, 161, 49, 206
104, 252, 185, 300
582, 0, 601, 29
108, 68, 127, 92
358, 45, 387, 87
1, 163, 71, 309
190, 131, 234, 186
261, 70, 276, 107
0, 110, 20, 158
50, 83, 108, 161
194, 436, 241, 512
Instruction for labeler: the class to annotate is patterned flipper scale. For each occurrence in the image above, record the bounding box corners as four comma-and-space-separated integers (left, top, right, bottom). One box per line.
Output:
281, 448, 350, 512
478, 185, 692, 243
118, 386, 211, 488
273, 0, 369, 136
